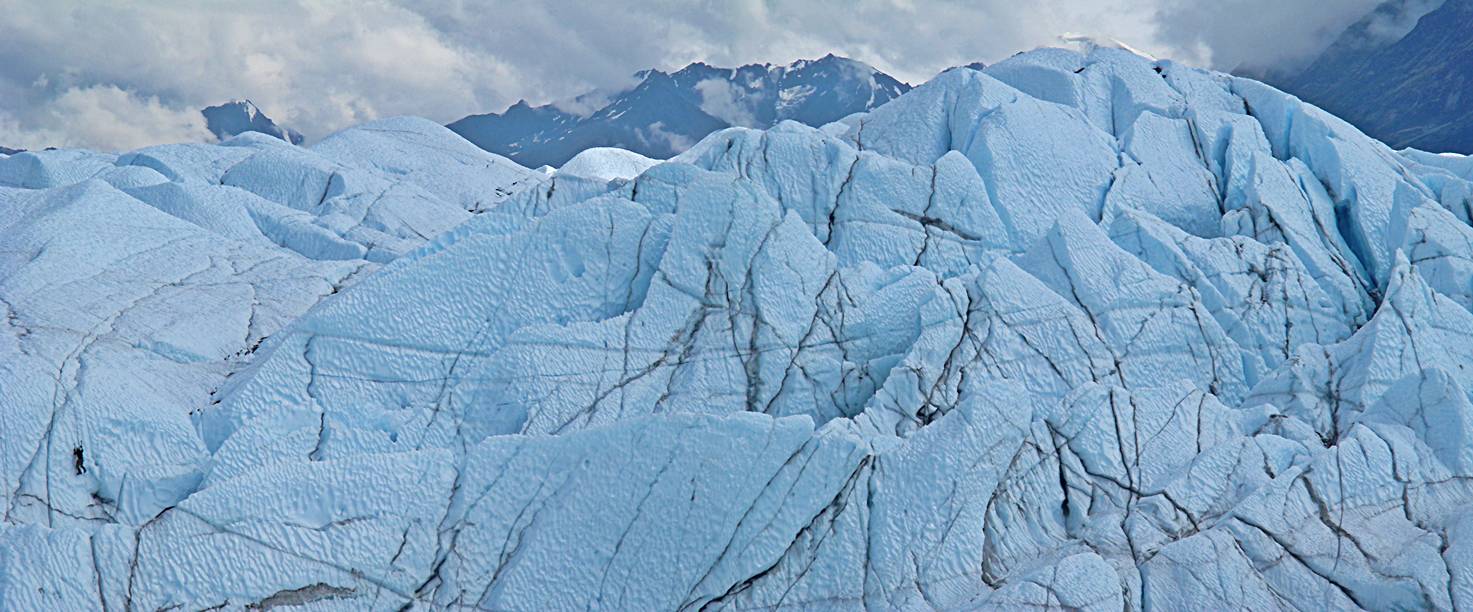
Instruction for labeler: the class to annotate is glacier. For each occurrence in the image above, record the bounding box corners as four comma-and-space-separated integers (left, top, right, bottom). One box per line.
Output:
5, 46, 1473, 610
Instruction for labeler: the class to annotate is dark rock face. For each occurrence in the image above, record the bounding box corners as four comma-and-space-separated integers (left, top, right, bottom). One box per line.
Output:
202, 99, 305, 145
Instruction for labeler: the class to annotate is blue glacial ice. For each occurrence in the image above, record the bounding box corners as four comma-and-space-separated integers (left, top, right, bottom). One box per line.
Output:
5, 48, 1473, 610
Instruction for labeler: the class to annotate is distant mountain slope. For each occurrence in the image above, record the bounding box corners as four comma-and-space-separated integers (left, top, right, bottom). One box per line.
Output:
202, 99, 305, 145
0, 146, 20, 155
447, 54, 910, 167
1271, 0, 1471, 153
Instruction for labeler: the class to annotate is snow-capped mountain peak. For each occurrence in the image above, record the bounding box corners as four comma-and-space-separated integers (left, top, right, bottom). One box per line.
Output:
446, 55, 911, 167
1058, 33, 1158, 60
201, 99, 305, 145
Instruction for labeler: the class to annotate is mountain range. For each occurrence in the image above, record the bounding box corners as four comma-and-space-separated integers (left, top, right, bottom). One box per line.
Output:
1266, 0, 1471, 153
447, 54, 910, 168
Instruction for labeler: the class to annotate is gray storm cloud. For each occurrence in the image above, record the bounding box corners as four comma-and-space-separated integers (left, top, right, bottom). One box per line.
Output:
0, 0, 1392, 150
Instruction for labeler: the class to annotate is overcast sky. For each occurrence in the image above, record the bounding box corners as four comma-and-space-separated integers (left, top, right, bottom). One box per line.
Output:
0, 0, 1389, 151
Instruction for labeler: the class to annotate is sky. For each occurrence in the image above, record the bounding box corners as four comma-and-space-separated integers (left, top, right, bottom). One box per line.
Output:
0, 0, 1392, 151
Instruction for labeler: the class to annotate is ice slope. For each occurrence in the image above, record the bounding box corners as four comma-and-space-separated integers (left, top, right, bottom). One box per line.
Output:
0, 119, 540, 552
8, 47, 1473, 610
557, 147, 661, 182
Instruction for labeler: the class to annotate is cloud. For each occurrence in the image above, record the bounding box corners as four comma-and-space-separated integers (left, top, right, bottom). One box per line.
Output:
695, 79, 759, 127
0, 0, 1391, 150
0, 85, 211, 151
1360, 0, 1443, 44
0, 0, 496, 144
1150, 0, 1392, 71
642, 121, 695, 152
549, 73, 644, 117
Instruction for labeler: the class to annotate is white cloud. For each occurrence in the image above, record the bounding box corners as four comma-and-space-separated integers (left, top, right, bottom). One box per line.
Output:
1151, 0, 1391, 72
0, 0, 1389, 150
1360, 0, 1443, 44
642, 121, 695, 152
0, 85, 211, 151
550, 73, 644, 117
0, 0, 497, 144
695, 78, 759, 127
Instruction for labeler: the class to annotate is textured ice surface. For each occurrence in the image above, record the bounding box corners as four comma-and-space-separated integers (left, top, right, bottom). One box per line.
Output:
558, 147, 661, 182
5, 47, 1473, 610
0, 119, 540, 551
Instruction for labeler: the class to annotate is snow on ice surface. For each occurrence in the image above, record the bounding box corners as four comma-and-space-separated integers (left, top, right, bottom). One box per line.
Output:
7, 46, 1473, 610
557, 146, 661, 182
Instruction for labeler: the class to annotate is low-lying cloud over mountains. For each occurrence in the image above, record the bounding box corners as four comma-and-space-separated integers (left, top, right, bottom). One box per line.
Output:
0, 0, 1393, 150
